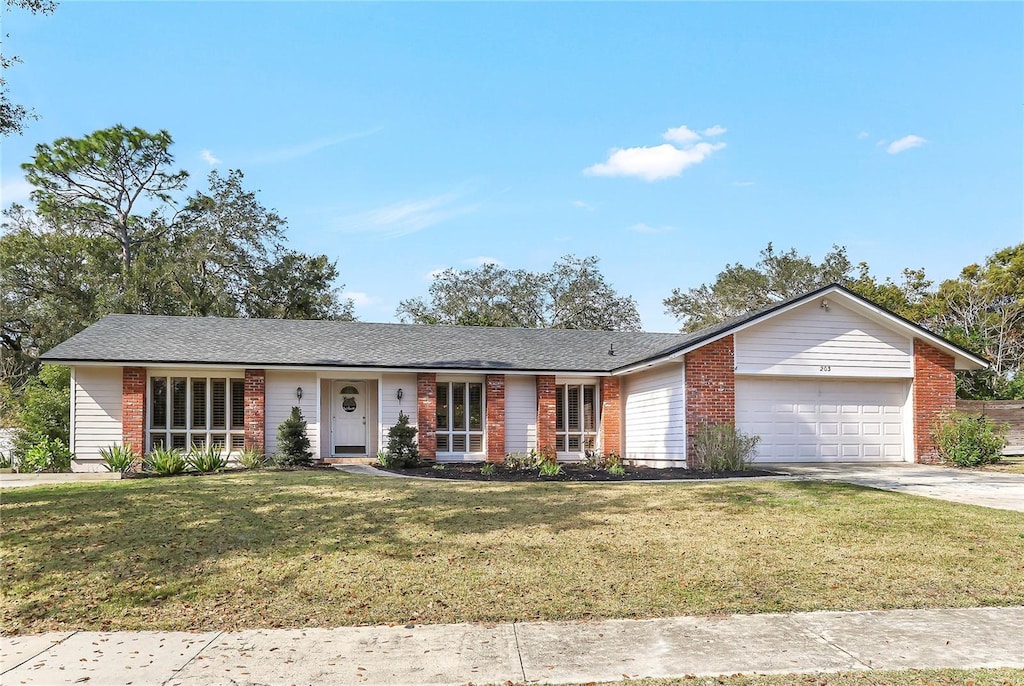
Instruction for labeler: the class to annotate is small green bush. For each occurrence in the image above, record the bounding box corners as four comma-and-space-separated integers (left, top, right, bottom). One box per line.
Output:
145, 447, 187, 476
934, 411, 1008, 468
0, 451, 11, 469
188, 446, 227, 473
480, 463, 496, 476
690, 423, 761, 472
16, 435, 72, 473
584, 450, 623, 472
383, 411, 419, 468
237, 449, 267, 469
431, 463, 446, 471
607, 463, 626, 476
274, 407, 313, 467
538, 460, 563, 477
504, 450, 539, 471
100, 444, 137, 473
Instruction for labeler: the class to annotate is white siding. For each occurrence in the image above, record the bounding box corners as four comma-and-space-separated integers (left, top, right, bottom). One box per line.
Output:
622, 363, 685, 467
381, 374, 417, 452
72, 366, 122, 472
734, 299, 913, 378
505, 375, 537, 454
265, 371, 319, 457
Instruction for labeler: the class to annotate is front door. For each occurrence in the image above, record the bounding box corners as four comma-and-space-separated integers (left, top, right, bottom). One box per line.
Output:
332, 381, 367, 455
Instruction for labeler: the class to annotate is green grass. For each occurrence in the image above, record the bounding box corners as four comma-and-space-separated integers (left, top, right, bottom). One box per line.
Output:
987, 456, 1024, 474
561, 669, 1024, 686
2, 471, 1022, 635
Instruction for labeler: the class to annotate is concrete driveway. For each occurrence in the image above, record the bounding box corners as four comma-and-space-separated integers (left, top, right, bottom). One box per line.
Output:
773, 462, 1024, 512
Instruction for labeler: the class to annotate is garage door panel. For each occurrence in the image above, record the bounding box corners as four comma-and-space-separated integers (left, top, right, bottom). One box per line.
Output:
736, 378, 908, 463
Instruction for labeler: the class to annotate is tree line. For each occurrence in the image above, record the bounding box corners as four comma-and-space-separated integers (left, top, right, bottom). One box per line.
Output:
2, 126, 1021, 434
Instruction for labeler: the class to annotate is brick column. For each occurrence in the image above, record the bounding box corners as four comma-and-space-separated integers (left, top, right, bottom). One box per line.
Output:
244, 369, 266, 454
486, 374, 506, 463
536, 375, 557, 453
684, 335, 735, 468
417, 373, 437, 460
599, 376, 622, 456
122, 366, 146, 462
914, 339, 956, 464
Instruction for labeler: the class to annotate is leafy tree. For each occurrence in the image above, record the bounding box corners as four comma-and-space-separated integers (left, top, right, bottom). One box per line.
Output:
663, 243, 856, 332
4, 364, 70, 464
274, 407, 313, 467
398, 255, 640, 331
924, 244, 1024, 398
1, 0, 57, 136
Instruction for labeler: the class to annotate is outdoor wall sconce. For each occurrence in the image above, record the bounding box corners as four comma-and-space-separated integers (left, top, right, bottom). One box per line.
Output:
820, 299, 830, 312
296, 387, 303, 400
396, 388, 404, 402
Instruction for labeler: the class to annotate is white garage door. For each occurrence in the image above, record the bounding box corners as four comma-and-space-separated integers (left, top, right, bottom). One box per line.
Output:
735, 378, 909, 462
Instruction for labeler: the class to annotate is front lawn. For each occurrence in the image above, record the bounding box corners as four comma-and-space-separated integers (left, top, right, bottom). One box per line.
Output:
2, 471, 1022, 635
987, 456, 1024, 474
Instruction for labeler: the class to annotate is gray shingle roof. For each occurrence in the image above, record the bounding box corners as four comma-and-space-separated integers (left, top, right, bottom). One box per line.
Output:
41, 314, 695, 373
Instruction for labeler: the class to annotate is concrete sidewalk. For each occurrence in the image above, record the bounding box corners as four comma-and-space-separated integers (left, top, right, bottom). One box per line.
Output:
3, 606, 1022, 686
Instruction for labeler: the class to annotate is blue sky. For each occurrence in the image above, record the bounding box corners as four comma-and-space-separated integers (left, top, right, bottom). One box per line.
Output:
2, 2, 1021, 332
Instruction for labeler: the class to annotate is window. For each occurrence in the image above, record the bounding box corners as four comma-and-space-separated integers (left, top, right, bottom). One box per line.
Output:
436, 381, 484, 453
149, 375, 245, 453
556, 383, 597, 453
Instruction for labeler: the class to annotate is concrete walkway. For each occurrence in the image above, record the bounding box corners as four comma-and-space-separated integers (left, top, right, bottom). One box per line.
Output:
2, 606, 1022, 685
0, 472, 121, 489
775, 462, 1024, 512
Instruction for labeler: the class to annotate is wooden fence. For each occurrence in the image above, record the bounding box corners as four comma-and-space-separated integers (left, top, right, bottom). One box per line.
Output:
955, 400, 1024, 454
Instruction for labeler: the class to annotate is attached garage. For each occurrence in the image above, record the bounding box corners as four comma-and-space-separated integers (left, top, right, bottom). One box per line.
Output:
736, 378, 909, 462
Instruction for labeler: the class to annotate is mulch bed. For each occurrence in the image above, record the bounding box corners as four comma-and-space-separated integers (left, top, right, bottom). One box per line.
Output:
376, 463, 781, 482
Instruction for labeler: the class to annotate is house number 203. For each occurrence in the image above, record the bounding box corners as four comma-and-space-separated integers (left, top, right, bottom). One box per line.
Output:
819, 365, 832, 372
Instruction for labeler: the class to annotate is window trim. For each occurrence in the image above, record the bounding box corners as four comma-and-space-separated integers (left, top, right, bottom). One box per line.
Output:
555, 382, 599, 458
435, 379, 486, 459
147, 373, 246, 454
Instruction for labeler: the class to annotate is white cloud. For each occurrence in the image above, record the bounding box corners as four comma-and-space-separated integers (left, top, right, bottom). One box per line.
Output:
0, 177, 33, 207
886, 134, 928, 155
628, 223, 676, 234
857, 131, 870, 140
572, 199, 595, 211
662, 125, 703, 145
462, 256, 503, 267
732, 180, 755, 187
199, 149, 221, 165
586, 123, 727, 182
585, 141, 725, 182
336, 192, 479, 238
341, 291, 379, 308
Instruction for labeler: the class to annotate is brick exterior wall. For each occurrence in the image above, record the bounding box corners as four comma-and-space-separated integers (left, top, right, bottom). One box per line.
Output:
486, 374, 506, 463
914, 339, 956, 464
417, 373, 437, 460
684, 335, 735, 467
122, 366, 146, 462
599, 376, 621, 456
536, 375, 557, 453
244, 369, 266, 454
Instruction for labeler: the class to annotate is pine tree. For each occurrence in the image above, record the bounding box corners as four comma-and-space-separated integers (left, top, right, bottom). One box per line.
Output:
385, 411, 419, 468
275, 406, 312, 467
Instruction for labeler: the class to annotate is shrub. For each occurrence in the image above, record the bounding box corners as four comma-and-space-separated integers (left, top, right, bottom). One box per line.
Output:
934, 411, 1008, 468
100, 444, 137, 473
383, 411, 419, 468
274, 407, 313, 467
237, 448, 267, 469
7, 365, 71, 466
504, 450, 539, 471
144, 447, 187, 476
480, 463, 496, 476
689, 423, 761, 472
584, 450, 623, 471
16, 435, 73, 473
431, 464, 446, 471
188, 446, 228, 473
607, 463, 626, 476
538, 460, 563, 477
0, 451, 11, 469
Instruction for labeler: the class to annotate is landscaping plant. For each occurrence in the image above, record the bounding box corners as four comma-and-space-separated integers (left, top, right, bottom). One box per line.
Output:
480, 463, 496, 476
584, 449, 624, 472
100, 444, 137, 473
383, 411, 419, 468
274, 407, 313, 467
934, 411, 1008, 468
689, 423, 761, 471
187, 446, 228, 473
237, 448, 267, 469
16, 436, 73, 473
144, 447, 187, 476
